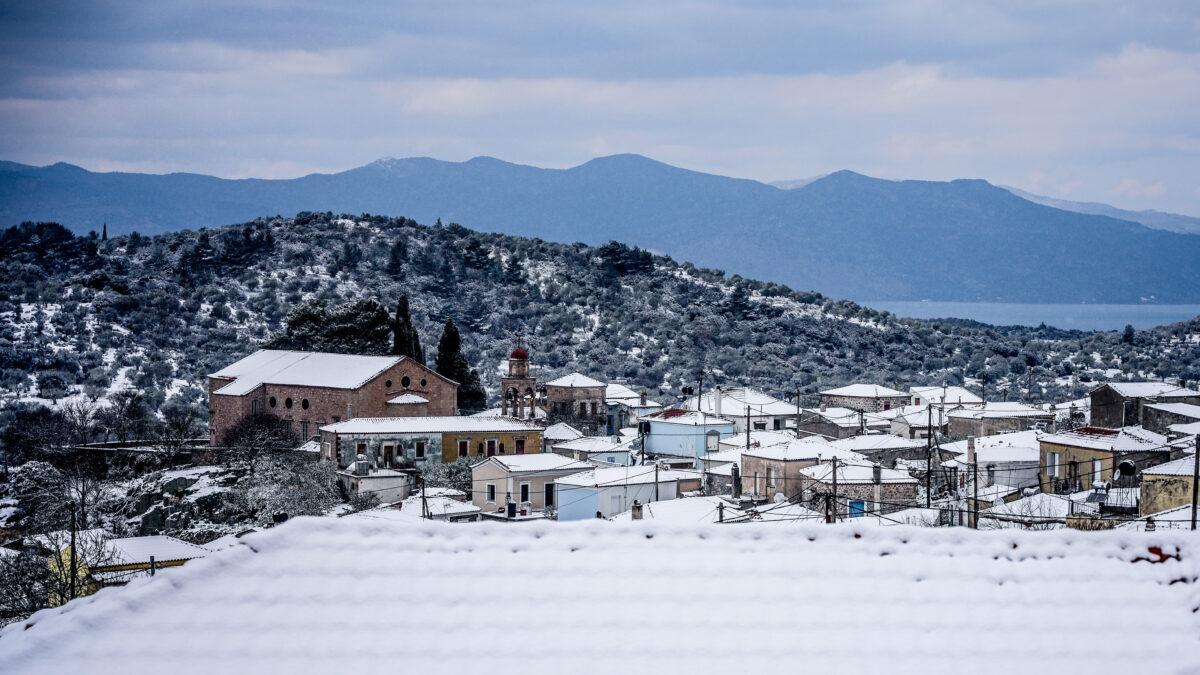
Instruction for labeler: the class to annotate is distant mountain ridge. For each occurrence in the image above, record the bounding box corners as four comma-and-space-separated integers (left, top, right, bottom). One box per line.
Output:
3, 154, 1200, 303
1000, 185, 1200, 235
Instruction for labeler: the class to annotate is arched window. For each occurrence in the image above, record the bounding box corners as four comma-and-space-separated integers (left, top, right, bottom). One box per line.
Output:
285, 397, 293, 409
301, 398, 309, 410
269, 396, 277, 408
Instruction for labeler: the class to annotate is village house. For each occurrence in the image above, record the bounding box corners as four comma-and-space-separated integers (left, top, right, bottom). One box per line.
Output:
890, 405, 951, 440
683, 386, 798, 432
207, 350, 458, 445
544, 372, 608, 432
1088, 381, 1200, 429
740, 438, 867, 501
542, 422, 584, 452
828, 433, 926, 468
1138, 455, 1197, 516
554, 466, 688, 520
909, 385, 983, 408
796, 405, 891, 439
717, 429, 797, 451
1039, 426, 1171, 494
941, 431, 1042, 492
641, 409, 736, 468
551, 435, 637, 466
947, 402, 1054, 438
471, 454, 592, 518
798, 461, 919, 518
818, 383, 910, 413
336, 455, 411, 504
318, 416, 544, 469
1141, 402, 1200, 435
605, 382, 663, 434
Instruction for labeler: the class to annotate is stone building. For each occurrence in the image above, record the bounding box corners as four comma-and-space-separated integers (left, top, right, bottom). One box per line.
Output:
500, 345, 539, 420
798, 461, 919, 517
740, 438, 866, 501
1141, 402, 1200, 435
1039, 426, 1171, 494
795, 406, 891, 439
946, 403, 1054, 438
1139, 456, 1198, 516
544, 372, 607, 431
819, 384, 911, 413
318, 416, 544, 470
1088, 382, 1200, 429
208, 350, 457, 445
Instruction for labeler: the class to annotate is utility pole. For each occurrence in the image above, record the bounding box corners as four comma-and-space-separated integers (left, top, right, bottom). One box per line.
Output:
745, 406, 751, 450
971, 462, 979, 530
1191, 435, 1198, 531
718, 501, 724, 523
421, 476, 429, 519
655, 463, 660, 501
69, 507, 77, 602
926, 406, 933, 508
831, 457, 839, 523
795, 388, 801, 438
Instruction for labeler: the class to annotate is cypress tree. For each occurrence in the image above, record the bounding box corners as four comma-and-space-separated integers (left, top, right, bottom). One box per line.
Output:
102, 223, 107, 241
392, 294, 423, 363
435, 318, 462, 380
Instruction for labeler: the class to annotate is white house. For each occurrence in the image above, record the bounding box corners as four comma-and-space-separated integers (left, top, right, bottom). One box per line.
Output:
682, 386, 798, 432
336, 455, 411, 504
554, 466, 685, 520
641, 409, 735, 468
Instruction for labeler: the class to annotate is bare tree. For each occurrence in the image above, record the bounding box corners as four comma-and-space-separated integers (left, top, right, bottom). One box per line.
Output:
155, 403, 202, 467
61, 399, 98, 446
0, 550, 50, 625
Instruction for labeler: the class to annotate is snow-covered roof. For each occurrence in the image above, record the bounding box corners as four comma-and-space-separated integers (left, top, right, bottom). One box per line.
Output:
819, 383, 907, 398
909, 385, 983, 406
643, 409, 735, 427
891, 405, 950, 426
717, 429, 796, 450
942, 431, 1042, 466
829, 434, 924, 454
604, 383, 659, 407
683, 386, 796, 417
1143, 402, 1200, 419
476, 454, 592, 474
210, 350, 414, 396
1119, 504, 1197, 531
981, 492, 1074, 520
947, 402, 1053, 420
351, 497, 480, 522
1169, 420, 1200, 436
802, 406, 891, 428
1141, 456, 1199, 477
744, 438, 867, 463
5, 518, 1200, 673
543, 422, 584, 441
104, 535, 211, 566
470, 406, 548, 420
702, 448, 745, 465
387, 393, 429, 405
799, 462, 917, 484
321, 416, 542, 435
1096, 381, 1198, 399
544, 372, 605, 388
554, 466, 687, 488
551, 435, 625, 452
1041, 426, 1169, 453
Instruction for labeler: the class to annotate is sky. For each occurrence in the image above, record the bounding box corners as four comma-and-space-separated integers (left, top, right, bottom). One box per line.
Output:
2, 1, 1199, 214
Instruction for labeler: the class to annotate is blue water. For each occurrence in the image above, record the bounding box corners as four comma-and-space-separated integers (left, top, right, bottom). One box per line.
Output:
861, 301, 1200, 331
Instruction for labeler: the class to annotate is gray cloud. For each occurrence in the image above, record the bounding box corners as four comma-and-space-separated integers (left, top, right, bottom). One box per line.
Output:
1, 0, 1199, 214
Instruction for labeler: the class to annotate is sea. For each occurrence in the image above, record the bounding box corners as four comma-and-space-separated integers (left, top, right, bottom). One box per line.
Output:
860, 302, 1200, 332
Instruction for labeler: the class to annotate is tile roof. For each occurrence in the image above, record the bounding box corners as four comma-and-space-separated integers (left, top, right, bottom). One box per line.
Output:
744, 438, 867, 463
320, 416, 542, 435
387, 393, 429, 405
210, 350, 412, 396
1097, 382, 1198, 398
644, 410, 735, 426
544, 372, 605, 388
543, 422, 584, 441
683, 387, 796, 417
3, 519, 1198, 673
476, 454, 592, 474
1040, 426, 1169, 452
819, 383, 907, 398
909, 385, 983, 405
799, 462, 917, 484
1143, 402, 1200, 419
1140, 455, 1199, 477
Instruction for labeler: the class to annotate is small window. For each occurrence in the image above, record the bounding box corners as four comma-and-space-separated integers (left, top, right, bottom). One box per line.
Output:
486, 484, 496, 503
251, 400, 258, 415
499, 442, 506, 455
415, 441, 425, 459
458, 440, 468, 457
301, 398, 309, 410
385, 379, 392, 388
520, 483, 531, 503
420, 378, 427, 387
300, 421, 309, 439
285, 397, 293, 409
477, 442, 484, 456
1047, 452, 1059, 478
401, 376, 411, 388
849, 501, 866, 518
269, 396, 277, 408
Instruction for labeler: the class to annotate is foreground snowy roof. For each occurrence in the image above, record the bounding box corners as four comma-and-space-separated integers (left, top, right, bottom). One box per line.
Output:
320, 416, 542, 435
210, 350, 411, 396
5, 518, 1197, 674
819, 383, 906, 398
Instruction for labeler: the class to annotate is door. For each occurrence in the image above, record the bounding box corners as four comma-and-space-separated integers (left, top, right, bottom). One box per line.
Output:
487, 440, 496, 456
609, 494, 622, 514
545, 484, 555, 507
383, 445, 394, 465
520, 483, 531, 503
849, 501, 866, 518
516, 439, 526, 455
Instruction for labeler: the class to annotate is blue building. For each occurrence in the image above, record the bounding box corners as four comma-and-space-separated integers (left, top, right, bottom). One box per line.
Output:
642, 410, 736, 469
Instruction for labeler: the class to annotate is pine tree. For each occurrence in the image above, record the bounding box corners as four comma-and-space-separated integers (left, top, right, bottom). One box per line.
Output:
101, 223, 107, 241
435, 318, 463, 380
392, 294, 423, 363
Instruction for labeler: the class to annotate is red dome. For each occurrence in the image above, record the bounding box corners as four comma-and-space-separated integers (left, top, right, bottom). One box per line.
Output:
510, 347, 529, 360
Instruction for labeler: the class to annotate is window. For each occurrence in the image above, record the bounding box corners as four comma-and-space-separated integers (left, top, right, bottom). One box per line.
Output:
499, 442, 506, 455
332, 416, 340, 423
1047, 452, 1060, 477
754, 472, 761, 495
415, 441, 425, 459
1092, 458, 1103, 483
768, 468, 776, 489
300, 421, 309, 439
487, 440, 496, 456
706, 430, 720, 452
357, 443, 367, 454
269, 396, 277, 408
385, 379, 392, 388
458, 440, 468, 458
580, 402, 588, 416
401, 376, 411, 388
486, 484, 496, 504
545, 484, 555, 507
606, 457, 614, 463
515, 439, 525, 455
773, 419, 783, 430
591, 402, 598, 416
301, 398, 309, 410
753, 421, 767, 431
285, 397, 293, 409
323, 441, 331, 458
519, 482, 531, 503
477, 442, 484, 456
420, 378, 427, 387
251, 400, 258, 415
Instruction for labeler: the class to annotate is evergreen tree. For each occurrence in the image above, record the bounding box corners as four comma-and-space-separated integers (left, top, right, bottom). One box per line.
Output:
435, 318, 487, 410
101, 223, 107, 241
386, 238, 407, 276
392, 294, 423, 363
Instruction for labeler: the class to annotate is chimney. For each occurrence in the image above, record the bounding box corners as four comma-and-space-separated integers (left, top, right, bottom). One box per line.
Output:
354, 454, 369, 476
631, 500, 643, 520
714, 387, 722, 417
820, 402, 827, 413
872, 463, 882, 516
639, 390, 647, 406
731, 463, 742, 499
966, 436, 976, 465
872, 462, 882, 484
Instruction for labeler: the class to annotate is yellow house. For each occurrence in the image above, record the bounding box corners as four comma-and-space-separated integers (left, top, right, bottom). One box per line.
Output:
1139, 456, 1197, 516
1039, 426, 1170, 493
319, 417, 544, 469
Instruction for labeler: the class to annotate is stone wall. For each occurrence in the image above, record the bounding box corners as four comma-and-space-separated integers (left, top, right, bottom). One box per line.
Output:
818, 394, 910, 413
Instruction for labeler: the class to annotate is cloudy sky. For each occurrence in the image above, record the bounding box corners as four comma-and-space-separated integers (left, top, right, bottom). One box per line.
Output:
2, 1, 1199, 214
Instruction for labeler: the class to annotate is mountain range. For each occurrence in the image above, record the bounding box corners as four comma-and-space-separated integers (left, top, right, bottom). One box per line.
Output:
2, 155, 1199, 303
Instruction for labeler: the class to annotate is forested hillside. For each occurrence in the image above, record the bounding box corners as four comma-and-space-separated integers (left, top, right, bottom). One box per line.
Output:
1, 212, 1197, 430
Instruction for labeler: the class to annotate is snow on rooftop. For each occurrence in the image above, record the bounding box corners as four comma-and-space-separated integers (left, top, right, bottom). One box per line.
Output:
1041, 426, 1169, 452
819, 383, 906, 398
947, 402, 1052, 420
1141, 455, 1199, 476
717, 430, 796, 450
554, 465, 688, 487
320, 416, 542, 435
799, 462, 917, 484
478, 454, 592, 474
604, 383, 659, 407
387, 393, 428, 405
106, 535, 211, 565
1099, 381, 1198, 398
909, 385, 983, 405
543, 422, 584, 441
828, 434, 924, 453
210, 350, 407, 396
744, 438, 867, 463
644, 409, 734, 426
942, 431, 1042, 466
470, 406, 547, 420
1170, 420, 1200, 436
544, 372, 605, 388
1144, 402, 1200, 419
683, 386, 795, 416
6, 518, 1198, 674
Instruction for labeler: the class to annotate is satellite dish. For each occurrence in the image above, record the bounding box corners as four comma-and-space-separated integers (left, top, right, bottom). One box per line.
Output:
773, 492, 786, 503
